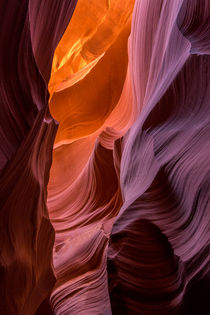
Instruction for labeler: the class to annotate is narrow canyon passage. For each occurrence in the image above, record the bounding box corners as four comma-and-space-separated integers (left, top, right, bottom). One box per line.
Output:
0, 0, 209, 314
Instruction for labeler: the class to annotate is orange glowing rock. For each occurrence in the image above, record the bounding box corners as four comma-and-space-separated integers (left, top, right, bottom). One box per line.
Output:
47, 1, 135, 313
48, 0, 135, 207
49, 0, 134, 98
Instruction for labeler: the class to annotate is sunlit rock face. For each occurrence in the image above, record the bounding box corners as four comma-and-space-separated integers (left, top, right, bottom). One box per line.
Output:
47, 1, 135, 313
0, 0, 210, 314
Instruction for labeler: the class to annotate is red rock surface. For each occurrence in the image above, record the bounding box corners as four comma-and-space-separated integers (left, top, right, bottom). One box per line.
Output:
0, 0, 209, 314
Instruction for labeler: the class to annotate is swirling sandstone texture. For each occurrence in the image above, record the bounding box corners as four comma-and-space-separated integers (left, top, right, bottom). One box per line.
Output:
0, 0, 210, 314
48, 1, 135, 313
108, 0, 210, 314
0, 0, 77, 314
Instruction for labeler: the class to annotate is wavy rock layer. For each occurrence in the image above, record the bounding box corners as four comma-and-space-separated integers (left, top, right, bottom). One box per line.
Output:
108, 0, 210, 314
1, 0, 209, 314
0, 1, 77, 314
47, 1, 135, 313
48, 0, 210, 314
